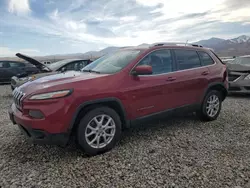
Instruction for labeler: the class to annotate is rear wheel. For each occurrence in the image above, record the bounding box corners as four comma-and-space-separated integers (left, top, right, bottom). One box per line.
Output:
77, 107, 122, 156
197, 90, 222, 121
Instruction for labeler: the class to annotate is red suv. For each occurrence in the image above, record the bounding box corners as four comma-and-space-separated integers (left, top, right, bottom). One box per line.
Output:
9, 43, 228, 156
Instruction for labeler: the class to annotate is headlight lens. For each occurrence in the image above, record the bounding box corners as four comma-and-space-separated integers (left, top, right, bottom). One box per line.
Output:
29, 90, 72, 100
244, 74, 250, 80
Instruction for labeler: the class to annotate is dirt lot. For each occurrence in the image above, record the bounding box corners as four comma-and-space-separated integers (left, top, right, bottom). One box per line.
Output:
0, 84, 250, 188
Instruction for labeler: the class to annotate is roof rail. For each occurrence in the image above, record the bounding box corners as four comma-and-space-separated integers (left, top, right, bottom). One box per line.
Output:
150, 42, 203, 48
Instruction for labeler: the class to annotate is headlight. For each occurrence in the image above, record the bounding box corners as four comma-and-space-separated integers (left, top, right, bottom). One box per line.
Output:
29, 89, 73, 100
244, 74, 250, 80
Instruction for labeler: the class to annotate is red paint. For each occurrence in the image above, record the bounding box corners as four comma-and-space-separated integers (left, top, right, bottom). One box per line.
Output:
11, 46, 228, 134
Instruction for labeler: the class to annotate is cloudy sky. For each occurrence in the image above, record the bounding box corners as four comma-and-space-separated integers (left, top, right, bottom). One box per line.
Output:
0, 0, 250, 57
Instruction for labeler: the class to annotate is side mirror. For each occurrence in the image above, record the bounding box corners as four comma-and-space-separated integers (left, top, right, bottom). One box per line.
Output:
131, 65, 152, 76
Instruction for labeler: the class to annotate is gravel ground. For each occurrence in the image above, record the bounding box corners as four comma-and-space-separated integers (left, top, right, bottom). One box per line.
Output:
0, 84, 250, 188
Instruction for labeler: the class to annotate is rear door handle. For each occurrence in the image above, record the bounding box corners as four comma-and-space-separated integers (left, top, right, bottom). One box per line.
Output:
166, 77, 176, 81
201, 71, 209, 75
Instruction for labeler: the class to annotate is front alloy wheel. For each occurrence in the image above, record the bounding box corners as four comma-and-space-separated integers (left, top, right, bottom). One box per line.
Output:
77, 107, 122, 156
85, 115, 116, 149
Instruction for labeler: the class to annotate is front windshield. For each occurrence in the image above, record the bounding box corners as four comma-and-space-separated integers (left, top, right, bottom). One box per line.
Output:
48, 59, 71, 70
82, 50, 141, 74
231, 57, 250, 66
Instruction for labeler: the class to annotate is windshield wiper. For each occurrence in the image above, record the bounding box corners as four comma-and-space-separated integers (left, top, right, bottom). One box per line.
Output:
82, 69, 101, 74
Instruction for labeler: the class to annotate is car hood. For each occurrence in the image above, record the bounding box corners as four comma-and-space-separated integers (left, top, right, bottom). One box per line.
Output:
19, 71, 108, 94
16, 53, 52, 72
227, 63, 250, 72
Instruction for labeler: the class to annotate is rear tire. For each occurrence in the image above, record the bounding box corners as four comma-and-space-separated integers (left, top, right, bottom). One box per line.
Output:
197, 90, 222, 121
77, 107, 122, 156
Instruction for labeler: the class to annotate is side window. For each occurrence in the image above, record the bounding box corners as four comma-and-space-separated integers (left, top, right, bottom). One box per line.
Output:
198, 51, 214, 66
136, 50, 173, 75
0, 62, 10, 68
174, 50, 201, 70
10, 62, 25, 67
63, 62, 75, 71
74, 61, 88, 71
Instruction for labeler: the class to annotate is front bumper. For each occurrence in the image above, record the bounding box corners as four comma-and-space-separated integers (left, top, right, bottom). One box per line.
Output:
8, 104, 70, 146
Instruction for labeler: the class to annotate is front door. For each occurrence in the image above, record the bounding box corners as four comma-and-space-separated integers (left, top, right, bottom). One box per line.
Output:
126, 49, 177, 119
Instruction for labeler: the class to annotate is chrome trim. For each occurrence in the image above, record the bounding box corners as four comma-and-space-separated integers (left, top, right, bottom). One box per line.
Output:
129, 48, 217, 77
12, 88, 26, 110
233, 75, 243, 82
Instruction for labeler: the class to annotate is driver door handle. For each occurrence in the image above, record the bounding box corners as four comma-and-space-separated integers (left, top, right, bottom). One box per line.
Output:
201, 71, 209, 75
166, 77, 176, 81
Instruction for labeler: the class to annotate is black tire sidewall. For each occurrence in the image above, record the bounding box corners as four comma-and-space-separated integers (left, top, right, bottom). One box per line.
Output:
77, 107, 122, 156
201, 90, 222, 121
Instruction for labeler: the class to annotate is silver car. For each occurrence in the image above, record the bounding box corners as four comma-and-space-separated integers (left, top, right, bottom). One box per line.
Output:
11, 53, 92, 90
227, 55, 250, 93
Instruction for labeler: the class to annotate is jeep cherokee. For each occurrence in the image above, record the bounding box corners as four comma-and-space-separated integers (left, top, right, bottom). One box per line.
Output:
9, 43, 228, 156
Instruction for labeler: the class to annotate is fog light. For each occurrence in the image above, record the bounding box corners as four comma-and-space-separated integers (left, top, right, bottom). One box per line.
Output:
29, 110, 44, 119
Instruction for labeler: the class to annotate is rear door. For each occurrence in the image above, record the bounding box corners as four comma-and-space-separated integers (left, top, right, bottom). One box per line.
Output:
171, 49, 210, 106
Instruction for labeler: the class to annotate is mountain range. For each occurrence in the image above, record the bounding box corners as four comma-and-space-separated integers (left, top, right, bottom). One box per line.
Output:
77, 35, 250, 58
196, 35, 250, 56
1, 35, 250, 61
57, 35, 250, 59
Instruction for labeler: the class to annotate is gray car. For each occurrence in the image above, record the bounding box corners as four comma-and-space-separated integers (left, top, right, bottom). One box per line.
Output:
11, 53, 92, 90
227, 55, 250, 93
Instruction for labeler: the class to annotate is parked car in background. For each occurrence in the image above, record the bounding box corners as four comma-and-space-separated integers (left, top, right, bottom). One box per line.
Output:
221, 57, 235, 64
0, 60, 39, 84
9, 43, 228, 156
11, 53, 92, 90
227, 55, 250, 93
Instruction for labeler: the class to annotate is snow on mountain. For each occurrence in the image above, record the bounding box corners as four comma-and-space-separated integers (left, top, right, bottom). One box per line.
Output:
229, 35, 250, 43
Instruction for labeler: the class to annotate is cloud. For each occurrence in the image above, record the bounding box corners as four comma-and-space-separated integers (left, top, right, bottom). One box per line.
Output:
0, 46, 40, 57
224, 0, 250, 9
1, 0, 250, 56
8, 0, 31, 15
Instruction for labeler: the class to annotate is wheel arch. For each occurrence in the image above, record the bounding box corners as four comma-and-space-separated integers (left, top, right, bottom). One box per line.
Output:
203, 82, 228, 101
68, 98, 129, 135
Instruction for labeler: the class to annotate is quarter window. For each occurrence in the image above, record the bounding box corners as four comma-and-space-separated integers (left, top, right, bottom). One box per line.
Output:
136, 50, 173, 75
174, 50, 201, 70
198, 51, 214, 66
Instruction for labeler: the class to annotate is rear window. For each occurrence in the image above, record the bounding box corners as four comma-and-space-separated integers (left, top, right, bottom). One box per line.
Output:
198, 51, 214, 66
174, 50, 201, 70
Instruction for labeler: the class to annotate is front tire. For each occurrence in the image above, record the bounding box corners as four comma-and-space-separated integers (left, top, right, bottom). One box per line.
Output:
197, 90, 222, 121
77, 107, 122, 156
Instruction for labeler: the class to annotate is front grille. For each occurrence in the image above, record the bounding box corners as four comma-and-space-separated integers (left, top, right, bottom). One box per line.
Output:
13, 88, 25, 111
228, 74, 240, 82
